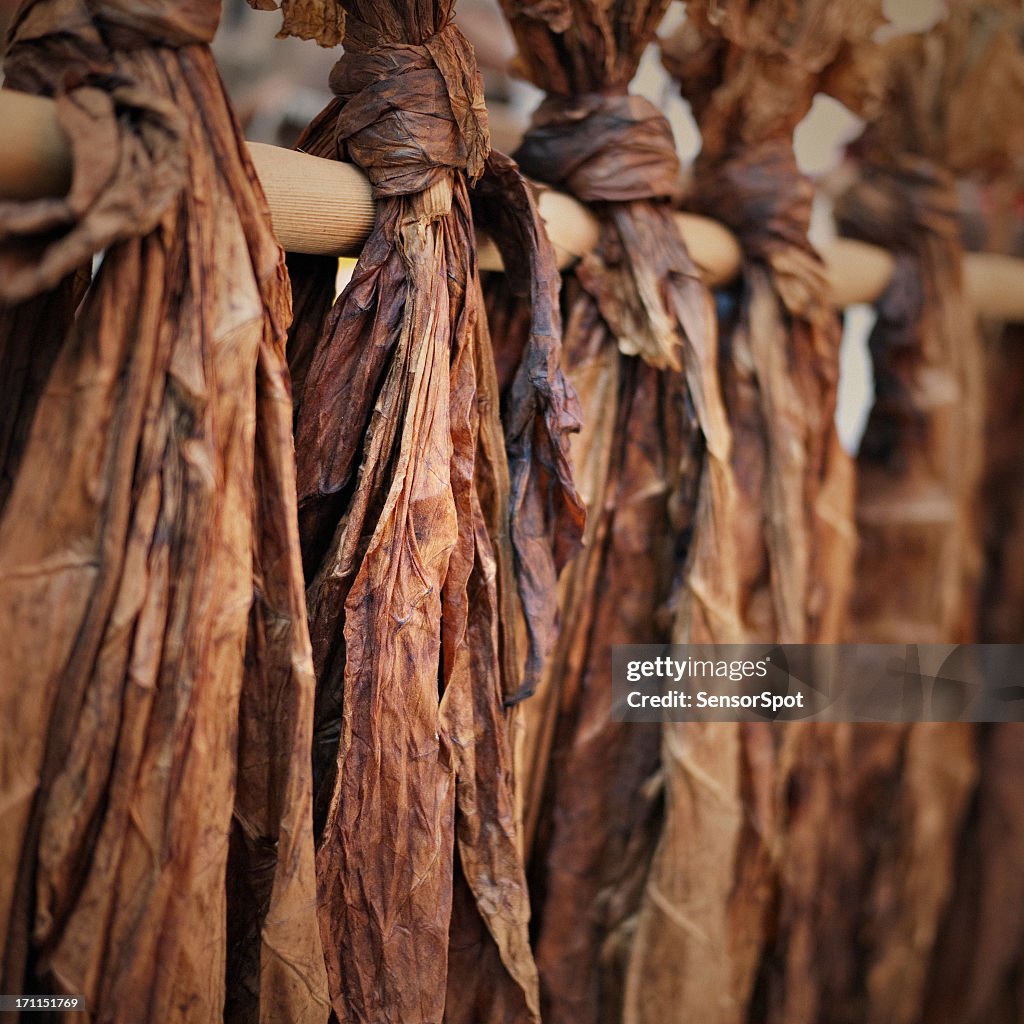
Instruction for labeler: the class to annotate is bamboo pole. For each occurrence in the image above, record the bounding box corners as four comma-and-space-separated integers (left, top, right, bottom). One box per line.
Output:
0, 91, 73, 201
826, 237, 895, 306
2, 90, 1022, 317
964, 253, 1024, 321
248, 143, 376, 256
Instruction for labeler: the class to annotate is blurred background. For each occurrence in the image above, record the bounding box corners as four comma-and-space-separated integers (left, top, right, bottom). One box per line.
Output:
1, 0, 1020, 467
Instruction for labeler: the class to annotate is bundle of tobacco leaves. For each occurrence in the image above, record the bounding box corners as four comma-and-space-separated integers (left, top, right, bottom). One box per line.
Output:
623, 5, 882, 1022
0, 2, 328, 1021
934, 14, 1024, 1021
256, 1, 583, 1020
484, 2, 738, 1020
836, 7, 1023, 645
807, 11, 1024, 1024
664, 0, 884, 647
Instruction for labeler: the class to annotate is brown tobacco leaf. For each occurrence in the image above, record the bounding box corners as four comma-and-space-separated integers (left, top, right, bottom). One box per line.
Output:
490, 2, 739, 1022
623, 721, 774, 1022
622, 5, 881, 1023
830, 11, 1024, 1024
937, 54, 1024, 1022
839, 5, 1024, 645
283, 3, 579, 1021
663, 0, 882, 645
248, 0, 346, 46
0, 4, 328, 1022
468, 151, 586, 700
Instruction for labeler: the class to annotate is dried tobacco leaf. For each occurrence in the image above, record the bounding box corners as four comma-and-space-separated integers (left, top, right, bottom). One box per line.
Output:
489, 2, 739, 1021
260, 1, 582, 1019
828, 10, 1024, 1024
935, 30, 1024, 1019
664, 1, 881, 646
838, 3, 1024, 645
826, 14, 1024, 1022
247, 0, 346, 47
467, 150, 586, 703
623, 6, 881, 1023
0, 3, 328, 1021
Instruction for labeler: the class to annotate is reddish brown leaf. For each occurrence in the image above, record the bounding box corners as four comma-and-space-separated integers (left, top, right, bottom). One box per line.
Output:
626, 5, 880, 1022
282, 3, 580, 1020
489, 4, 739, 1022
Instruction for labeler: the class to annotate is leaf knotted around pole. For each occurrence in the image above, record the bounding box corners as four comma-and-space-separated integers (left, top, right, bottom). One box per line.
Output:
0, 2, 331, 1021
281, 2, 582, 1021
514, 92, 681, 204
483, 3, 741, 1022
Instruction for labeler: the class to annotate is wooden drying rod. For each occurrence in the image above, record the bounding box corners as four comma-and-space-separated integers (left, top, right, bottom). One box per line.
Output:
2, 89, 1023, 318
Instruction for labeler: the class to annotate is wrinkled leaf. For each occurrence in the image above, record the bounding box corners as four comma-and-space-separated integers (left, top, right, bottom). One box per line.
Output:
0, 5, 329, 1022
284, 2, 580, 1021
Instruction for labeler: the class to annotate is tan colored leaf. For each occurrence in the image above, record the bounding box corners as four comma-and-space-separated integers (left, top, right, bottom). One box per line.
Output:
0, 4, 329, 1022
